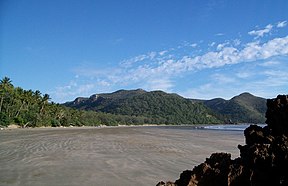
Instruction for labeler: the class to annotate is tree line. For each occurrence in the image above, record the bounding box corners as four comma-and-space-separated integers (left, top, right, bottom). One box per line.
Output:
0, 77, 153, 127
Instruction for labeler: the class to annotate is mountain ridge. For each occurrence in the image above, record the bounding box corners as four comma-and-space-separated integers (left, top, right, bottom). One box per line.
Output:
64, 89, 267, 124
201, 92, 266, 123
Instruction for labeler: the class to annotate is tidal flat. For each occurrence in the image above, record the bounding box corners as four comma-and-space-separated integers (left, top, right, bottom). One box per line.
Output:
0, 126, 244, 186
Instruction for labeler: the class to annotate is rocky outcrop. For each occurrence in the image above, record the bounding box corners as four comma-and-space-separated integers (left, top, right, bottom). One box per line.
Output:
157, 95, 288, 186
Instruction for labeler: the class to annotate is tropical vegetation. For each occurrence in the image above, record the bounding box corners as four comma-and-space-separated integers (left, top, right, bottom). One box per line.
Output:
0, 76, 266, 128
0, 77, 151, 127
65, 89, 222, 124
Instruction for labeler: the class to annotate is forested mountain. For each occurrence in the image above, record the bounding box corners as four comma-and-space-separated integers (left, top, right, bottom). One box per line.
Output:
201, 92, 267, 123
0, 77, 156, 127
65, 89, 147, 111
1, 76, 267, 127
66, 91, 267, 124
64, 90, 221, 124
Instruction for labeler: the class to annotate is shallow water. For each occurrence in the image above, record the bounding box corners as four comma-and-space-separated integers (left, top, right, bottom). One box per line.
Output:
0, 126, 244, 186
202, 124, 266, 131
150, 123, 266, 131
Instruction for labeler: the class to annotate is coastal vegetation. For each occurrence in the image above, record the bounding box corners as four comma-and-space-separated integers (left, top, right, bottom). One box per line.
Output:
0, 77, 151, 127
0, 77, 266, 127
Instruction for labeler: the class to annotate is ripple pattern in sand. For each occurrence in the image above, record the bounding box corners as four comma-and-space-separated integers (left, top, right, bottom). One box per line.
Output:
0, 127, 244, 186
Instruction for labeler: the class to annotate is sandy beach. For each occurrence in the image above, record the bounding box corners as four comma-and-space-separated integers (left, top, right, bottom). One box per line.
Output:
0, 126, 244, 186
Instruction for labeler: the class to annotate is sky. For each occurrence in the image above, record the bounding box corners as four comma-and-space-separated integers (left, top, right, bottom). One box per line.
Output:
1, 0, 288, 103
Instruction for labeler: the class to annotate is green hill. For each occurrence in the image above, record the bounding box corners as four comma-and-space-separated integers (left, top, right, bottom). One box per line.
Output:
203, 92, 266, 123
1, 76, 267, 127
65, 91, 267, 124
0, 77, 156, 127
64, 90, 221, 124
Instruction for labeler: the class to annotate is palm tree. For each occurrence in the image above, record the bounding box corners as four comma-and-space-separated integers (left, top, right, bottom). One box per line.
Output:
33, 90, 41, 102
14, 87, 25, 117
40, 94, 50, 115
0, 77, 13, 112
0, 77, 13, 87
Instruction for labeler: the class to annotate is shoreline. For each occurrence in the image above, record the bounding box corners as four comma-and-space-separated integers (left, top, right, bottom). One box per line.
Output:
1, 123, 260, 131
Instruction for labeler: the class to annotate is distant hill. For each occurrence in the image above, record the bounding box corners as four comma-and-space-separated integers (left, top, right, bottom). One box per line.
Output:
64, 89, 221, 124
65, 90, 267, 124
65, 89, 147, 111
3, 76, 266, 127
202, 92, 266, 123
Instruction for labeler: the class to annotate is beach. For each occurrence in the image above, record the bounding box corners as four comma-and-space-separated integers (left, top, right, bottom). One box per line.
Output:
0, 126, 244, 186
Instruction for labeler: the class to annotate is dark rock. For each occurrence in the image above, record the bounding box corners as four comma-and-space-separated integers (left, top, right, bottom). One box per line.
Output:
157, 95, 288, 186
156, 181, 166, 186
156, 181, 176, 186
244, 124, 272, 145
174, 170, 193, 186
266, 95, 288, 135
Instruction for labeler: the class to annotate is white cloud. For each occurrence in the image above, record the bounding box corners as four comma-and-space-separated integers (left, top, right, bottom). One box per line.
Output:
159, 50, 168, 56
277, 21, 287, 28
190, 43, 198, 47
233, 39, 241, 46
121, 54, 147, 67
71, 35, 288, 96
180, 59, 288, 100
117, 35, 288, 88
54, 21, 288, 102
248, 24, 273, 38
239, 36, 288, 60
209, 42, 216, 47
216, 42, 228, 50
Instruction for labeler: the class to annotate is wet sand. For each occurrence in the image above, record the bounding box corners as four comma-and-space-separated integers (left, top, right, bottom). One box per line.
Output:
0, 126, 244, 186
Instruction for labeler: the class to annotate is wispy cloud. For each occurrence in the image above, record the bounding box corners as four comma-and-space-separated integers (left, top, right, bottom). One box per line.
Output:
190, 43, 198, 48
144, 78, 174, 92
248, 21, 287, 39
51, 81, 96, 102
51, 21, 288, 102
180, 58, 288, 100
236, 71, 253, 79
100, 34, 287, 91
212, 74, 235, 84
259, 60, 280, 67
248, 24, 273, 38
215, 33, 224, 36
277, 21, 287, 28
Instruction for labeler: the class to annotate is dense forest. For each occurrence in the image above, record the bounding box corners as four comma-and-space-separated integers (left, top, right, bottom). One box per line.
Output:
0, 77, 156, 127
0, 77, 266, 128
201, 93, 266, 123
64, 89, 221, 124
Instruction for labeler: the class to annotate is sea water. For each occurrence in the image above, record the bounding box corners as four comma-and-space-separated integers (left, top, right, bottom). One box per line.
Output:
202, 124, 266, 131
152, 124, 266, 132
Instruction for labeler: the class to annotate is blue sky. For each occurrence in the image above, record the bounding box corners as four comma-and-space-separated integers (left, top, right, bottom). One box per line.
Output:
1, 0, 288, 103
